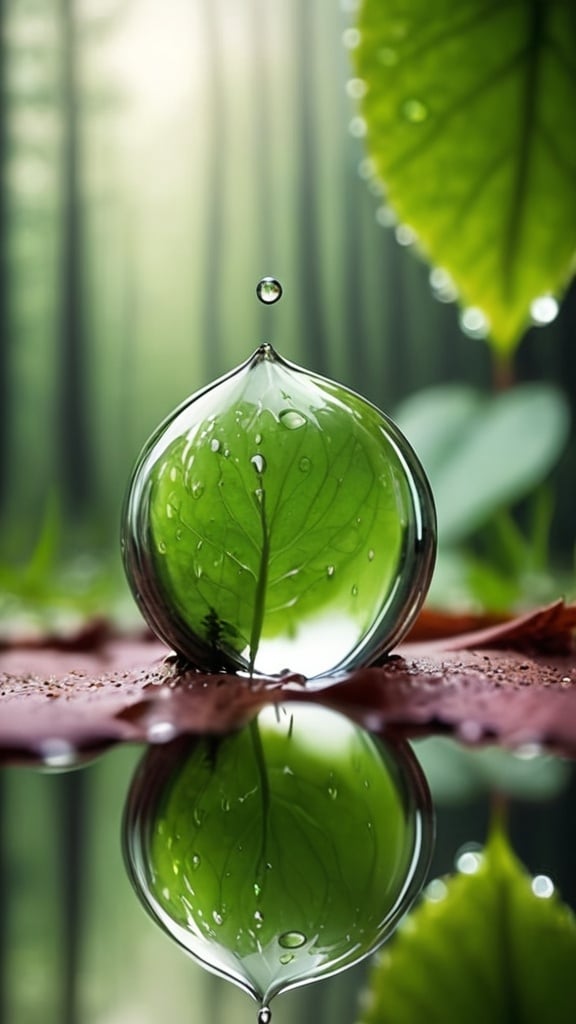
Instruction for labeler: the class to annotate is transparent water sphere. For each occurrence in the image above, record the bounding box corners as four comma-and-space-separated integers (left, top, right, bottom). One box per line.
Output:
123, 703, 433, 1007
122, 344, 436, 677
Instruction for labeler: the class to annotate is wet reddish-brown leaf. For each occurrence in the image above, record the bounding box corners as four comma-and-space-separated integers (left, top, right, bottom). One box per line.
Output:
0, 601, 574, 764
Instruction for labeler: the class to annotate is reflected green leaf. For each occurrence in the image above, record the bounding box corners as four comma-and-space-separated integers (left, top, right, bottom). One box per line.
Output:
359, 825, 576, 1024
356, 0, 576, 352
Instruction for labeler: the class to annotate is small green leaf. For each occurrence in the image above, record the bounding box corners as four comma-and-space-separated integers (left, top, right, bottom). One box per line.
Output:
359, 826, 576, 1024
395, 383, 570, 544
356, 0, 576, 352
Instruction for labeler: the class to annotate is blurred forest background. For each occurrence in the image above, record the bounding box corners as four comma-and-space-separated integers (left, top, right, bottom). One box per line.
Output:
0, 1, 575, 1023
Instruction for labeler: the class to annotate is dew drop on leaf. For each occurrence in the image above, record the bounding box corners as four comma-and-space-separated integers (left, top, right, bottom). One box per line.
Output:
122, 342, 435, 677
123, 704, 433, 1007
459, 306, 490, 339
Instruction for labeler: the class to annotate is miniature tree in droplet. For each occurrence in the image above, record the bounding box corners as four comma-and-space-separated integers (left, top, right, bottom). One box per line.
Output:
122, 278, 436, 677
123, 704, 433, 1017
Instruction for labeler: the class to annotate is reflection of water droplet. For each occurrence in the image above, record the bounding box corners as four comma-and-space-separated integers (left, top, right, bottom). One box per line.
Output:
346, 77, 367, 100
256, 277, 283, 305
253, 882, 262, 897
401, 98, 428, 123
147, 721, 177, 744
351, 585, 359, 597
255, 433, 263, 444
279, 931, 306, 949
38, 738, 78, 769
250, 454, 267, 474
279, 410, 306, 430
530, 295, 559, 325
532, 874, 554, 899
191, 481, 204, 499
459, 307, 490, 339
279, 952, 294, 965
213, 911, 223, 925
157, 540, 167, 555
368, 549, 375, 561
328, 786, 338, 800
192, 854, 201, 870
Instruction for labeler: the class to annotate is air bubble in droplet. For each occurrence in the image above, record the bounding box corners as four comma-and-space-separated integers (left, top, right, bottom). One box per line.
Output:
191, 854, 201, 870
279, 952, 294, 965
210, 439, 221, 453
213, 911, 223, 925
530, 295, 559, 325
191, 481, 204, 499
279, 931, 306, 949
460, 306, 490, 339
298, 456, 311, 472
279, 410, 306, 430
401, 98, 429, 123
250, 454, 267, 474
256, 277, 283, 305
157, 540, 167, 555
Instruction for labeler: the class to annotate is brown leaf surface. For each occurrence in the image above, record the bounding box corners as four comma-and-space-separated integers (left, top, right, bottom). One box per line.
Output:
0, 601, 574, 764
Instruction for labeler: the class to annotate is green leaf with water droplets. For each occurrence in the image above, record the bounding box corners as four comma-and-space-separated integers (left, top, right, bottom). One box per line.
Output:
358, 824, 576, 1024
356, 0, 576, 353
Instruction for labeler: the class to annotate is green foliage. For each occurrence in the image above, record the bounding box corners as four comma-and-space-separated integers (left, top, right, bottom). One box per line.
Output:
358, 824, 576, 1024
356, 0, 576, 352
394, 382, 571, 610
415, 737, 571, 804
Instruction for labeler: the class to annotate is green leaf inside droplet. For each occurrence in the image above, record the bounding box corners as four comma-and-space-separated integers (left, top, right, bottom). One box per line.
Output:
147, 355, 409, 675
142, 705, 425, 1004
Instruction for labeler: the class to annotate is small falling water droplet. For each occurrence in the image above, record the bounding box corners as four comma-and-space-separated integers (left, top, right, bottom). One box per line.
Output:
250, 454, 267, 474
258, 1008, 272, 1024
256, 277, 283, 305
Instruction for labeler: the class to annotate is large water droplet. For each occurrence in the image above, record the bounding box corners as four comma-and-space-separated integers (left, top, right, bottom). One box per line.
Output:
256, 278, 283, 305
122, 344, 436, 678
123, 704, 433, 1006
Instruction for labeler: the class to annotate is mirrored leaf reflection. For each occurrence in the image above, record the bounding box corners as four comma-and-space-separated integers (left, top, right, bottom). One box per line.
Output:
123, 703, 433, 1014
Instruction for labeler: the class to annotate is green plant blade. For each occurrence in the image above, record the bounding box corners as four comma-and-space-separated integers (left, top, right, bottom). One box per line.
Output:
394, 383, 569, 544
358, 825, 576, 1024
356, 0, 576, 352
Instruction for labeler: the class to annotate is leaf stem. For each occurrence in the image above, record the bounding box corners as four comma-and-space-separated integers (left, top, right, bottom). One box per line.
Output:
249, 478, 270, 675
249, 716, 270, 884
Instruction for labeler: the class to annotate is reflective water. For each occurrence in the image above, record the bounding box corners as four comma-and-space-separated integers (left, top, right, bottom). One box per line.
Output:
123, 704, 433, 1008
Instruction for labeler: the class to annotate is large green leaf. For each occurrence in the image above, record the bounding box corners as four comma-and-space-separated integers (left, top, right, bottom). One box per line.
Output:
394, 383, 569, 543
359, 825, 576, 1024
356, 0, 576, 352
